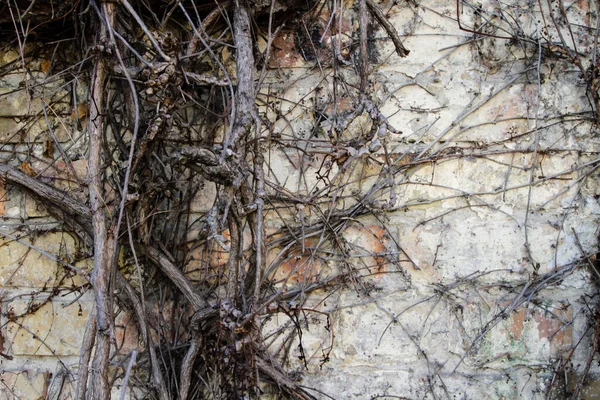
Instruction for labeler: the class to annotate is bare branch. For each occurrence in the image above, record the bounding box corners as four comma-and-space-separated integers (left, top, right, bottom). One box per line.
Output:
366, 0, 409, 58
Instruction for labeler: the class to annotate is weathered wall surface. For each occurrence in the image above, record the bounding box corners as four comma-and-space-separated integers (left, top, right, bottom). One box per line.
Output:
259, 0, 600, 397
0, 43, 93, 399
0, 0, 599, 399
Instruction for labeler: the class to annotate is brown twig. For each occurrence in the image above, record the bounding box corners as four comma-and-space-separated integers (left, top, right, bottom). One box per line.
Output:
366, 0, 409, 58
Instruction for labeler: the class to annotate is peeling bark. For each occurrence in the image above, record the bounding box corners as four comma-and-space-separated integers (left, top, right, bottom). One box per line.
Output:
142, 246, 215, 321
179, 337, 202, 400
87, 3, 116, 399
0, 164, 93, 246
75, 310, 96, 400
225, 0, 256, 152
117, 274, 170, 400
0, 165, 90, 219
366, 0, 409, 58
359, 0, 370, 92
255, 357, 317, 400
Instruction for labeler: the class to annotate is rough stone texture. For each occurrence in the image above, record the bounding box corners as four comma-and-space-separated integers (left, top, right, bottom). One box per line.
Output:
0, 366, 78, 399
0, 0, 599, 398
0, 370, 49, 400
0, 233, 87, 288
4, 298, 92, 357
255, 0, 600, 397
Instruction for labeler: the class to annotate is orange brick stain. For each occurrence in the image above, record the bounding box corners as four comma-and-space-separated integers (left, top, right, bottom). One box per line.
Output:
343, 225, 392, 279
506, 304, 573, 357
268, 236, 326, 284
0, 179, 5, 216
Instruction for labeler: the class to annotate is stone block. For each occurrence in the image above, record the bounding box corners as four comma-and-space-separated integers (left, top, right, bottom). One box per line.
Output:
0, 370, 48, 400
267, 31, 305, 68
1, 183, 25, 219
262, 308, 332, 373
409, 209, 527, 281
0, 118, 26, 142
25, 194, 49, 218
0, 232, 87, 288
190, 180, 216, 213
0, 116, 74, 143
570, 373, 600, 400
31, 159, 88, 198
114, 310, 141, 355
0, 366, 76, 400
466, 301, 574, 370
0, 89, 43, 117
0, 49, 20, 67
4, 298, 92, 356
299, 367, 545, 399
533, 304, 573, 358
342, 224, 395, 279
334, 297, 422, 364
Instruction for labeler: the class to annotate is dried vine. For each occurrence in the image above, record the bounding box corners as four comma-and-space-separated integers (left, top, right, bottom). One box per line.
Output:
1, 0, 600, 398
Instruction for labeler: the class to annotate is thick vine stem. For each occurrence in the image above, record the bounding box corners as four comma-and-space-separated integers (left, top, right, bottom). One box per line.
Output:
252, 148, 266, 307
87, 3, 116, 398
0, 164, 89, 217
75, 309, 96, 400
225, 0, 256, 153
142, 246, 211, 315
117, 274, 170, 400
255, 356, 317, 400
179, 337, 203, 400
0, 164, 93, 246
359, 0, 370, 92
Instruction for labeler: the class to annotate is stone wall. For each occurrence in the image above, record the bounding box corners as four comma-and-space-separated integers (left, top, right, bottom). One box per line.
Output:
258, 1, 600, 396
0, 43, 92, 398
0, 0, 600, 398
